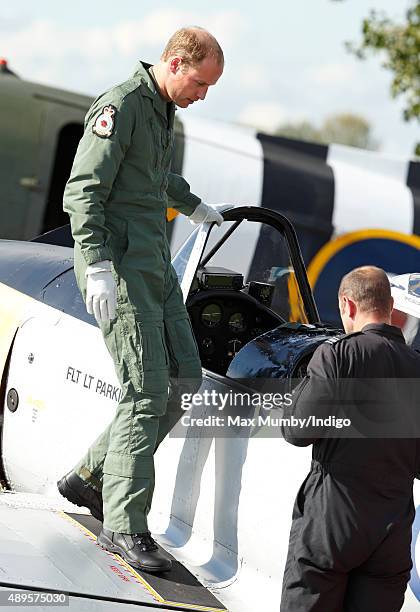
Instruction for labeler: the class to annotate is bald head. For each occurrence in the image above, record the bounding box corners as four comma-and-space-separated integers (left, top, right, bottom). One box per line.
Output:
161, 26, 224, 68
338, 266, 394, 333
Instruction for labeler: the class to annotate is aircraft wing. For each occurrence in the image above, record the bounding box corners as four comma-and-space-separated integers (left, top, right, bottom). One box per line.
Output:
0, 491, 226, 612
391, 274, 420, 319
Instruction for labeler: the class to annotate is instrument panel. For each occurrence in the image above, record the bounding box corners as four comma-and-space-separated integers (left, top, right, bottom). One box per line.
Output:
187, 290, 283, 375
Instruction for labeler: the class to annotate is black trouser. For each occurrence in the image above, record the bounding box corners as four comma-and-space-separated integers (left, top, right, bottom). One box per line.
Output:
280, 461, 414, 611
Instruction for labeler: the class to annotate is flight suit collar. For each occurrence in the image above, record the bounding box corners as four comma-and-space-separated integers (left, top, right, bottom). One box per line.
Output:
361, 323, 405, 343
132, 60, 174, 123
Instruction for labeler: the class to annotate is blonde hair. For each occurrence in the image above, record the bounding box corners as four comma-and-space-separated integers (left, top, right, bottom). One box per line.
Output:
161, 27, 224, 68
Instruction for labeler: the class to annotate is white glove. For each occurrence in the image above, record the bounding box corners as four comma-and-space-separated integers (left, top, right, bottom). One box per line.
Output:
189, 202, 226, 226
85, 260, 117, 323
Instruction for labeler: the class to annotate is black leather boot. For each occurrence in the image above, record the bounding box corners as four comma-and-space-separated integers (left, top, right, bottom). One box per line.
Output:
57, 471, 103, 522
97, 528, 172, 572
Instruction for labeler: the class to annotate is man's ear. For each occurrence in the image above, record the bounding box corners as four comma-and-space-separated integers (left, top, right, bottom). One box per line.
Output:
169, 57, 183, 74
341, 295, 356, 319
347, 297, 357, 319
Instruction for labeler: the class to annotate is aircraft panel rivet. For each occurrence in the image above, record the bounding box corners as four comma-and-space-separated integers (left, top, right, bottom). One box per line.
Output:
28, 353, 34, 364
6, 389, 19, 412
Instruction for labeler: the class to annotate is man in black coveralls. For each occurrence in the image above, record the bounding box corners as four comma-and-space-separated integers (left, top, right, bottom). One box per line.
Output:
281, 266, 420, 611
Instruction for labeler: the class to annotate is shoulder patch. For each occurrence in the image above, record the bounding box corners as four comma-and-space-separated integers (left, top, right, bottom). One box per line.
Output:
325, 331, 363, 346
324, 335, 343, 345
92, 105, 117, 138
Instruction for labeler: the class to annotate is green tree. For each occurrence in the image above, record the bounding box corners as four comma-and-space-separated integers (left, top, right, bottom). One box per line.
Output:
322, 113, 378, 149
275, 113, 379, 150
275, 120, 321, 143
346, 1, 420, 154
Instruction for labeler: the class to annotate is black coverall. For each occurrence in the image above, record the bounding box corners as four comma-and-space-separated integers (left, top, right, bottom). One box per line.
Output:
281, 323, 420, 612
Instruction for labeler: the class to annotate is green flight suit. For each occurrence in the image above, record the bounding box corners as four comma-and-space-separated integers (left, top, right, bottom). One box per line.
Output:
63, 61, 202, 533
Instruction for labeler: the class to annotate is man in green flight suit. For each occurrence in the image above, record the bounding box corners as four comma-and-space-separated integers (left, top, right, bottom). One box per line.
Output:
58, 27, 225, 572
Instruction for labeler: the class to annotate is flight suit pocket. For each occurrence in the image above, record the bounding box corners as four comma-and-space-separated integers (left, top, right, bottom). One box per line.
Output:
132, 317, 169, 395
165, 315, 200, 363
150, 117, 173, 174
120, 314, 169, 393
161, 130, 174, 173
149, 118, 163, 172
139, 322, 169, 371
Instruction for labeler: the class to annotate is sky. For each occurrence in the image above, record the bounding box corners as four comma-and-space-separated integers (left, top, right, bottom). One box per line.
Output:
1, 0, 418, 158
